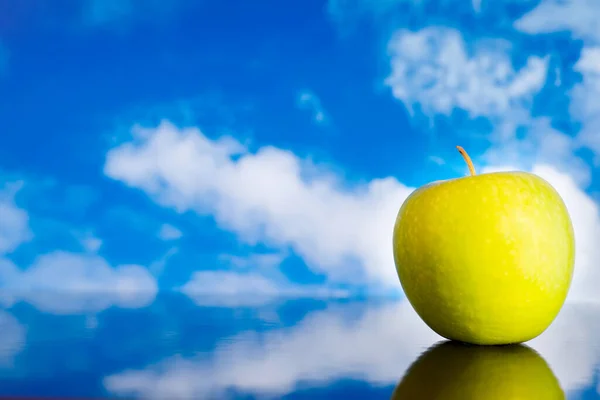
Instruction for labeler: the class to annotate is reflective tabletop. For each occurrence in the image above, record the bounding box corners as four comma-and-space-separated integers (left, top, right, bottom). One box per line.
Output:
0, 291, 598, 399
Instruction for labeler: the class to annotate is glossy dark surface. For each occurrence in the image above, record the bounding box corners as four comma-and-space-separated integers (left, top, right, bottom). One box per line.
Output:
0, 292, 598, 399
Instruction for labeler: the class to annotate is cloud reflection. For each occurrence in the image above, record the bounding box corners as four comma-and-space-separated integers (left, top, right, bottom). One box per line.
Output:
103, 300, 600, 399
0, 293, 596, 399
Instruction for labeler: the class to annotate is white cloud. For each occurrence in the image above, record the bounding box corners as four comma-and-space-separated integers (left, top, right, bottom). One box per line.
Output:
514, 0, 600, 44
158, 223, 182, 241
384, 26, 593, 184
514, 1, 600, 168
182, 271, 282, 297
0, 179, 157, 314
104, 121, 414, 289
297, 90, 328, 125
148, 246, 179, 277
104, 120, 600, 302
74, 230, 103, 253
219, 251, 287, 271
0, 310, 25, 368
179, 252, 332, 307
427, 155, 446, 166
82, 236, 103, 252
181, 271, 284, 307
0, 251, 158, 314
482, 118, 591, 185
570, 47, 600, 162
512, 2, 600, 169
181, 270, 352, 307
385, 26, 548, 119
0, 182, 32, 255
104, 300, 600, 399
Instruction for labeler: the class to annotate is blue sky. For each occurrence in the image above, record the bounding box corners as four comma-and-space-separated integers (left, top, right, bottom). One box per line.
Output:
1, 0, 600, 303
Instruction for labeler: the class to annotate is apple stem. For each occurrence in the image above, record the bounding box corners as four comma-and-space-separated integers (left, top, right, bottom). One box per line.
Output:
456, 146, 476, 176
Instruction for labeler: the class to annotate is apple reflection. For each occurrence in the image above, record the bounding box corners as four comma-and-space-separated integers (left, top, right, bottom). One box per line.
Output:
391, 341, 565, 400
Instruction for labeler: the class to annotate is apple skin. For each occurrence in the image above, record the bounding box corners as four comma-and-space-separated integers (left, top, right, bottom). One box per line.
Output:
391, 341, 565, 400
393, 171, 575, 345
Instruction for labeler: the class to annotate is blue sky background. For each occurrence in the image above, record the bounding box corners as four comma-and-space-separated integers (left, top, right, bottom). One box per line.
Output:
1, 0, 600, 302
3, 1, 600, 398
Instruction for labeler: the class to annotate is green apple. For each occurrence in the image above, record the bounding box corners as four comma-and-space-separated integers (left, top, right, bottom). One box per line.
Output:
391, 341, 564, 399
392, 146, 575, 345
